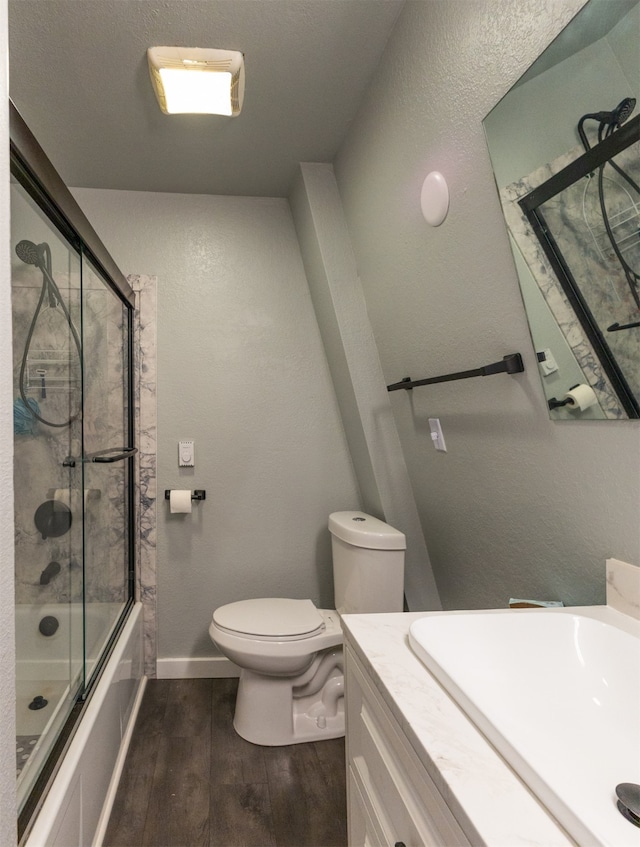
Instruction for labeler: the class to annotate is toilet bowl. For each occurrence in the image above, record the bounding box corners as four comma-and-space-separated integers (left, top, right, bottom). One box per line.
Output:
209, 598, 344, 745
209, 511, 406, 746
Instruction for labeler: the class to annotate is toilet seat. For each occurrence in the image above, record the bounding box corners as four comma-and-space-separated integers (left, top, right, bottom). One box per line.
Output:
212, 598, 325, 642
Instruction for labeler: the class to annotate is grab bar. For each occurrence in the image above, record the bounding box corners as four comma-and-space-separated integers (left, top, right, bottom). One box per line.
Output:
63, 447, 137, 467
387, 353, 525, 392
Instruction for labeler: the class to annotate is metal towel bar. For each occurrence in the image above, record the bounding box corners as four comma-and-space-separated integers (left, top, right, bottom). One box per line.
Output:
386, 353, 525, 392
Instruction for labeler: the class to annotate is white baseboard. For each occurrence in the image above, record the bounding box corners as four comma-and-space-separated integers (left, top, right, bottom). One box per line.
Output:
156, 656, 241, 679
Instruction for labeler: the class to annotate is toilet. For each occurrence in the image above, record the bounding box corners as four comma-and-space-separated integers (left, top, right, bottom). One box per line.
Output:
209, 511, 406, 745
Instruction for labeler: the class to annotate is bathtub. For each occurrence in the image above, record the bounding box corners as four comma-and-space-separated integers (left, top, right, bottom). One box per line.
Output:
16, 601, 129, 686
16, 601, 131, 809
19, 601, 144, 847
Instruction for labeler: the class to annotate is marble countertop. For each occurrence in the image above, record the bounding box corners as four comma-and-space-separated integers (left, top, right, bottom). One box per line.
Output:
341, 610, 576, 847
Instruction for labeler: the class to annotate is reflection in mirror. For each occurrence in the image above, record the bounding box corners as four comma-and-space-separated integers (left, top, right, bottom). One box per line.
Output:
483, 0, 639, 419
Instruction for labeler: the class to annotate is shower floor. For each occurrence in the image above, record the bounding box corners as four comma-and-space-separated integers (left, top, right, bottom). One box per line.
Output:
16, 736, 40, 776
16, 678, 70, 777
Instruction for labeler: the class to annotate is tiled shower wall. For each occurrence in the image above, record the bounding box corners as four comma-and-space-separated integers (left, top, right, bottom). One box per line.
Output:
130, 274, 157, 678
12, 269, 157, 675
12, 270, 110, 606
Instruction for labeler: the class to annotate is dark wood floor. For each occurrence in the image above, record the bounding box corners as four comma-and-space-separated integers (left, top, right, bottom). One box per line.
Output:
104, 678, 347, 847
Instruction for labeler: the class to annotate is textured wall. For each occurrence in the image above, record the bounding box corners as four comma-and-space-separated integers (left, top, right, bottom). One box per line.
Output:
334, 0, 640, 609
290, 163, 441, 610
0, 0, 17, 840
71, 187, 361, 659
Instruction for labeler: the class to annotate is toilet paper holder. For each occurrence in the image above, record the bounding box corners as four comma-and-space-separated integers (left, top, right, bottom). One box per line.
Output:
548, 382, 597, 411
164, 490, 206, 501
548, 395, 576, 409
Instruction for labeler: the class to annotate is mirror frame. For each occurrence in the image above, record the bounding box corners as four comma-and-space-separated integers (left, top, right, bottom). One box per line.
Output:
519, 115, 640, 418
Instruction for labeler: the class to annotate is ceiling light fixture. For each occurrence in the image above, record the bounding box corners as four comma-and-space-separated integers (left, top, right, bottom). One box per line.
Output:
147, 47, 245, 116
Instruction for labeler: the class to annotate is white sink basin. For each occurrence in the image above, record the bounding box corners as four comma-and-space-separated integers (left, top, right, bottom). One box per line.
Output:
409, 607, 640, 847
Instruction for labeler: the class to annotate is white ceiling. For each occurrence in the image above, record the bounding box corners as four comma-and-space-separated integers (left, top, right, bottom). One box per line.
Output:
8, 0, 404, 197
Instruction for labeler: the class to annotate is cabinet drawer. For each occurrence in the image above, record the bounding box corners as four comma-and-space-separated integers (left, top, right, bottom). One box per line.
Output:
348, 764, 388, 847
346, 647, 470, 847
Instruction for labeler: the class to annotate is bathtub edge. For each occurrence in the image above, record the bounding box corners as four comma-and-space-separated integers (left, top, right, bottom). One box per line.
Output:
23, 601, 144, 847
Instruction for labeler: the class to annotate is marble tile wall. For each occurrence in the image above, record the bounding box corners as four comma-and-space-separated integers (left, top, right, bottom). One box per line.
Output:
12, 261, 157, 676
606, 558, 640, 620
13, 270, 91, 606
12, 277, 127, 608
129, 275, 158, 677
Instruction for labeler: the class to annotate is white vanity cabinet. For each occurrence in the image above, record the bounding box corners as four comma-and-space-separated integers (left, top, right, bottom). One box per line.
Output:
345, 643, 470, 847
342, 612, 576, 847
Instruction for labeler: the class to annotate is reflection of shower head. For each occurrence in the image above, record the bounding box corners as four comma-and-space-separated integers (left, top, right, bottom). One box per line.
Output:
15, 239, 43, 267
582, 100, 635, 127
612, 97, 636, 127
578, 98, 637, 151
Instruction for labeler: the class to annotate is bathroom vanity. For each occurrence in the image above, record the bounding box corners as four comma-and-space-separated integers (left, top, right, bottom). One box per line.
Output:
343, 558, 640, 847
342, 612, 577, 846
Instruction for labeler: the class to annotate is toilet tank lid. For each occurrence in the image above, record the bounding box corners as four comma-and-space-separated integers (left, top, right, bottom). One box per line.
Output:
329, 512, 406, 550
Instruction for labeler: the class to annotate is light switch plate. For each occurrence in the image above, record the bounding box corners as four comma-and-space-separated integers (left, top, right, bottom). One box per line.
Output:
538, 348, 559, 376
179, 440, 194, 467
428, 418, 447, 452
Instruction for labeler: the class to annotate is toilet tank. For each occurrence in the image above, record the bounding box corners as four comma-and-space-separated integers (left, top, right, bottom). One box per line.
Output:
329, 511, 406, 614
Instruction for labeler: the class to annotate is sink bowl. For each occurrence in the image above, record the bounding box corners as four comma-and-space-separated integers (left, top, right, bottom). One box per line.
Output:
409, 608, 640, 846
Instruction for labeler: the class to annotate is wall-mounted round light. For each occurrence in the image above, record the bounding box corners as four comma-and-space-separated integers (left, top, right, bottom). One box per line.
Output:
420, 171, 449, 226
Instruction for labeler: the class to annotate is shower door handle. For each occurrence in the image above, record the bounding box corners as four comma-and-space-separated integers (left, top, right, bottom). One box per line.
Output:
89, 447, 138, 463
62, 447, 137, 467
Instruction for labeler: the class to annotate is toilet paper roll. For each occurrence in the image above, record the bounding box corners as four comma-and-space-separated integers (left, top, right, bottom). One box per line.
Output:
565, 383, 598, 412
170, 490, 192, 514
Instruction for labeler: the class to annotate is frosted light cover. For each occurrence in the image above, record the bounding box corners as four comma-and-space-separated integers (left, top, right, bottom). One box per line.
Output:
148, 47, 245, 116
421, 171, 449, 226
159, 68, 233, 115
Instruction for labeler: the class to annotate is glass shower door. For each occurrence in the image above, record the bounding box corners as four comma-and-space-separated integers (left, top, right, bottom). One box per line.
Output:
11, 102, 136, 837
81, 256, 134, 684
11, 179, 85, 812
11, 166, 135, 825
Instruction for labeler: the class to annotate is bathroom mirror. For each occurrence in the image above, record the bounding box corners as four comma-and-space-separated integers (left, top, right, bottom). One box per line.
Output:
483, 0, 640, 420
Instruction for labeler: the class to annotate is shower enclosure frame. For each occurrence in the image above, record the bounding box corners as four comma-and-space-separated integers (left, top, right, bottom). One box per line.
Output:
10, 100, 136, 839
519, 114, 640, 419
